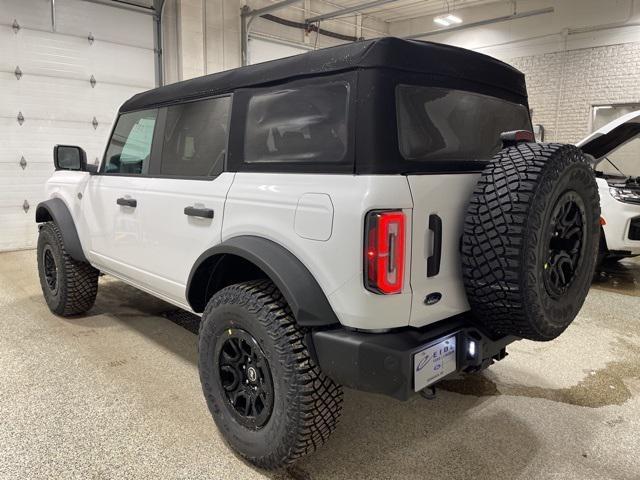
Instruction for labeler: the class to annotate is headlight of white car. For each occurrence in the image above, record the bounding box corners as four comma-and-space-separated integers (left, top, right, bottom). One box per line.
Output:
609, 187, 640, 204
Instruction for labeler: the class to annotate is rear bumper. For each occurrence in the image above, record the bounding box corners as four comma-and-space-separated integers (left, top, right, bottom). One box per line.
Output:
311, 316, 518, 401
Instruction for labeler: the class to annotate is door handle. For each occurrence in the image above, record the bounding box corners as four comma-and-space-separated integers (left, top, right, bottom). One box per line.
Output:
184, 206, 214, 219
427, 214, 442, 277
116, 197, 137, 208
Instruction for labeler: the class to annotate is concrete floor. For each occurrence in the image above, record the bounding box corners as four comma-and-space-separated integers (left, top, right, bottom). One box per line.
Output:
0, 250, 639, 480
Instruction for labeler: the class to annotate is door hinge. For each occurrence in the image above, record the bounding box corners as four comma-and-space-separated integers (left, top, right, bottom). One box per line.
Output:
15, 66, 22, 80
12, 19, 21, 34
90, 75, 96, 88
23, 200, 30, 213
19, 156, 27, 169
92, 116, 98, 130
88, 32, 95, 45
17, 111, 24, 125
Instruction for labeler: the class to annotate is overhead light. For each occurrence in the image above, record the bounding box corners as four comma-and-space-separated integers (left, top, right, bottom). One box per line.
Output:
445, 14, 462, 24
433, 16, 451, 26
433, 14, 462, 27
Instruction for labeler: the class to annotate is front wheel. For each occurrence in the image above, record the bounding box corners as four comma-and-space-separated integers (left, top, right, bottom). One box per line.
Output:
198, 280, 343, 469
37, 222, 99, 316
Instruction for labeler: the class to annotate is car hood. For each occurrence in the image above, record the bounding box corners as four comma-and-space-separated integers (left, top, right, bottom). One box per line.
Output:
576, 110, 640, 165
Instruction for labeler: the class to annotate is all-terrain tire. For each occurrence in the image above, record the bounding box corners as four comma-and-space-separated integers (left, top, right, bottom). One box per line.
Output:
461, 143, 600, 341
198, 279, 343, 469
37, 222, 99, 316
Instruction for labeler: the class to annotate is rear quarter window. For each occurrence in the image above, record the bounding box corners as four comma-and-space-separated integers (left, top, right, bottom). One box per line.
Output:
243, 82, 350, 165
396, 85, 532, 163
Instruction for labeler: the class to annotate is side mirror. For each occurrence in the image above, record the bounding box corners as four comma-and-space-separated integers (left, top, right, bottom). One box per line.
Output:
54, 145, 87, 171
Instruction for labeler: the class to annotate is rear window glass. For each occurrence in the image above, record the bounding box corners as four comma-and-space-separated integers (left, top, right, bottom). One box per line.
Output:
396, 85, 531, 162
160, 96, 230, 177
244, 82, 349, 164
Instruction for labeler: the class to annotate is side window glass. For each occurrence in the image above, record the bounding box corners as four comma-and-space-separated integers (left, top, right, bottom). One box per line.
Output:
103, 109, 157, 174
160, 96, 231, 177
244, 82, 349, 164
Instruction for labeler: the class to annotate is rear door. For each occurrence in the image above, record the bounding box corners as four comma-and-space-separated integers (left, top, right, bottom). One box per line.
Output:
407, 174, 479, 326
396, 85, 533, 327
138, 96, 234, 305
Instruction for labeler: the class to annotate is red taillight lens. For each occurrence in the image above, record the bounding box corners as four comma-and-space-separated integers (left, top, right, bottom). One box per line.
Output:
364, 210, 405, 294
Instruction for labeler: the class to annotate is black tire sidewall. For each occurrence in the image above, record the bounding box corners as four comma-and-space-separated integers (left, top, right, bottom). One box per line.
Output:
198, 292, 297, 463
526, 159, 600, 339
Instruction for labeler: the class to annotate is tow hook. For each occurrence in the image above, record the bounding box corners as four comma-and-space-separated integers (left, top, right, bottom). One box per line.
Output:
419, 385, 437, 400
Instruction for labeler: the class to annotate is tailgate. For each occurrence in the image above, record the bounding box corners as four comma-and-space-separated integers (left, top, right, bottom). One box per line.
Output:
407, 174, 479, 328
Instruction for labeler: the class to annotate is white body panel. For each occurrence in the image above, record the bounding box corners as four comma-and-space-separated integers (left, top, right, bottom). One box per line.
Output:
406, 174, 477, 327
43, 169, 477, 330
138, 174, 235, 303
597, 178, 640, 254
223, 173, 415, 330
82, 175, 151, 282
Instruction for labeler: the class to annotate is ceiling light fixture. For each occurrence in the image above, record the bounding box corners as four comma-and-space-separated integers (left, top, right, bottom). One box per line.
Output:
433, 15, 451, 26
445, 14, 462, 24
433, 13, 462, 26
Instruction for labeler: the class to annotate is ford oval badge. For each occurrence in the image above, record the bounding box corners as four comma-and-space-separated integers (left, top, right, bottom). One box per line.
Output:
424, 292, 442, 305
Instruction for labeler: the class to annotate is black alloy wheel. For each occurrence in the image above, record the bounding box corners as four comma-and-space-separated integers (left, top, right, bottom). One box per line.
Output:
42, 244, 58, 294
543, 191, 587, 299
215, 328, 274, 429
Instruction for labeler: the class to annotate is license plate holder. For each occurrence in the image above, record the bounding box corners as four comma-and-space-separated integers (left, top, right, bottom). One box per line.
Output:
413, 335, 457, 391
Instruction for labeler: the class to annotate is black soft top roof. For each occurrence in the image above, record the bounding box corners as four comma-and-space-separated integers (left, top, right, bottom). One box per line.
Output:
120, 37, 526, 113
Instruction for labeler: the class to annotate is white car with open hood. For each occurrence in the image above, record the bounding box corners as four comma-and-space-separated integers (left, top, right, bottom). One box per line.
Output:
577, 110, 640, 262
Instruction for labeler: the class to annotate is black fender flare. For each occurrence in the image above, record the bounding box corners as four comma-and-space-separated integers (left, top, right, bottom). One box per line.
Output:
187, 236, 339, 327
35, 198, 87, 263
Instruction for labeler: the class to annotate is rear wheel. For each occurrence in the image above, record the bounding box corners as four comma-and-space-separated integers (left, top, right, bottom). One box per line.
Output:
198, 280, 343, 469
462, 143, 600, 341
37, 222, 99, 316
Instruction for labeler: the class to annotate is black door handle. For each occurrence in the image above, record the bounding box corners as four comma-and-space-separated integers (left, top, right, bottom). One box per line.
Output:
184, 206, 214, 219
427, 214, 442, 277
116, 197, 137, 208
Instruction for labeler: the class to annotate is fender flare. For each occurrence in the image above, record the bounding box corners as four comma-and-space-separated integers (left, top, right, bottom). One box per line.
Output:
187, 236, 339, 327
35, 198, 87, 262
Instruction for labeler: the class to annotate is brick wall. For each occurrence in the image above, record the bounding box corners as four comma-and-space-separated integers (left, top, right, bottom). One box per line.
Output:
507, 42, 640, 144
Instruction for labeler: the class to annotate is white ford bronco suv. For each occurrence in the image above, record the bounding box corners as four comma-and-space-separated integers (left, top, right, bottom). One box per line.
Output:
36, 38, 600, 468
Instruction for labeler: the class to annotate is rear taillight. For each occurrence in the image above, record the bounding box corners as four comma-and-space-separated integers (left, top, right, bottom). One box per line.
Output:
364, 210, 406, 294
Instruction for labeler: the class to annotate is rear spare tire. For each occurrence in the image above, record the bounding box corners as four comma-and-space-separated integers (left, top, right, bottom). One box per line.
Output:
461, 143, 600, 341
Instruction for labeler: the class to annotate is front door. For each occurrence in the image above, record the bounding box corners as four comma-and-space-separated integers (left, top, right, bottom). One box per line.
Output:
83, 108, 157, 284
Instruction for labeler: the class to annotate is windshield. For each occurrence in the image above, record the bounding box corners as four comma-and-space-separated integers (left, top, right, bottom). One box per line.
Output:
396, 85, 532, 163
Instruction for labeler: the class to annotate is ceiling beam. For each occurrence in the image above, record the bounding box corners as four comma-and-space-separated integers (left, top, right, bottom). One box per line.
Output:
306, 0, 402, 24
244, 0, 305, 19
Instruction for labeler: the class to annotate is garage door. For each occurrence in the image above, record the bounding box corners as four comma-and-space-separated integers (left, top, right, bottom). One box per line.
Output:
0, 0, 155, 251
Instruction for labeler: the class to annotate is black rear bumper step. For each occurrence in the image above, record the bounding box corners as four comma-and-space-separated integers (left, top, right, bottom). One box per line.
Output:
312, 316, 518, 401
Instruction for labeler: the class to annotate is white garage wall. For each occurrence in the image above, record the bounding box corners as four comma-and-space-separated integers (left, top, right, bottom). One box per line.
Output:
248, 37, 309, 64
0, 0, 155, 251
163, 0, 388, 81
